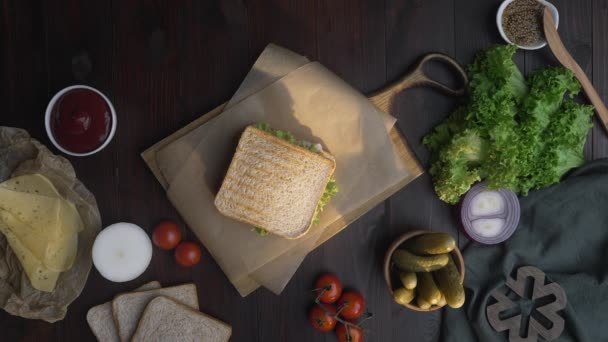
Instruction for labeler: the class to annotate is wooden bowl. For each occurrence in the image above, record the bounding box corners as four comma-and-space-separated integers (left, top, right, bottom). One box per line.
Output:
383, 230, 465, 312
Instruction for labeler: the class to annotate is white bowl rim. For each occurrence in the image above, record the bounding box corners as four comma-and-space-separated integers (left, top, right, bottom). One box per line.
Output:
45, 85, 117, 157
496, 0, 559, 51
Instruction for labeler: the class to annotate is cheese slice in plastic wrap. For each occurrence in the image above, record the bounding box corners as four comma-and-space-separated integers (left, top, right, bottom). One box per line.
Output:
0, 174, 60, 197
0, 188, 60, 231
0, 216, 61, 292
0, 210, 78, 272
57, 198, 84, 235
0, 174, 83, 235
0, 174, 83, 291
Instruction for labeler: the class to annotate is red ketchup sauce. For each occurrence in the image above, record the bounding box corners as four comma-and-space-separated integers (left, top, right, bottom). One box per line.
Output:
50, 88, 112, 153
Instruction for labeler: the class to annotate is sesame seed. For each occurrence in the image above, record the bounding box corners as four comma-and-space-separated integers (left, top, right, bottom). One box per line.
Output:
503, 0, 546, 46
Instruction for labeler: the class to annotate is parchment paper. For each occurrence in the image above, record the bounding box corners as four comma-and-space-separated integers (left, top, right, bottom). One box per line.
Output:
156, 45, 413, 296
0, 127, 101, 322
157, 45, 311, 186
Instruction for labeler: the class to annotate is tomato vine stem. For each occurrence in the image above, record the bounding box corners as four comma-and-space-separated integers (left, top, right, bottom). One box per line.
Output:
313, 289, 370, 340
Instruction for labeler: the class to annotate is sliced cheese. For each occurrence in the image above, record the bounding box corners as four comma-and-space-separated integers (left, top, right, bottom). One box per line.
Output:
0, 173, 84, 232
0, 217, 60, 292
0, 174, 83, 290
0, 174, 60, 197
0, 174, 83, 234
57, 198, 84, 234
0, 210, 47, 260
0, 187, 60, 232
44, 199, 82, 271
0, 210, 77, 271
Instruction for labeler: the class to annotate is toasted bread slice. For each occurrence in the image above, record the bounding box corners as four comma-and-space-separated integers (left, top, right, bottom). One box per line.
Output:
87, 281, 161, 342
131, 296, 232, 342
112, 283, 199, 342
215, 126, 336, 239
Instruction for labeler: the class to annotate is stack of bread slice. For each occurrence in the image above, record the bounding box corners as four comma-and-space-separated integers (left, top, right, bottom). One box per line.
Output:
87, 282, 231, 342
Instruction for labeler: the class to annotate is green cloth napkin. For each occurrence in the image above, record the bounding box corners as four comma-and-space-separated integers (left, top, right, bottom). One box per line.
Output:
441, 159, 608, 342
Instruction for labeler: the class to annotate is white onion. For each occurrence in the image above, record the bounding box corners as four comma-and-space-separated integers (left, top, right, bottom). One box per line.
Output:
92, 222, 152, 282
471, 218, 505, 237
469, 190, 505, 217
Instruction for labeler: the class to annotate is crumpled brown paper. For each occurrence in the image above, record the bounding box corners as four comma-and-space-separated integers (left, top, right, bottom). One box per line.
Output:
0, 127, 101, 322
154, 45, 416, 296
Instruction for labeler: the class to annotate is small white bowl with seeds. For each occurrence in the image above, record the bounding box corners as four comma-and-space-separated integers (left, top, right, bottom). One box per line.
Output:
497, 0, 559, 50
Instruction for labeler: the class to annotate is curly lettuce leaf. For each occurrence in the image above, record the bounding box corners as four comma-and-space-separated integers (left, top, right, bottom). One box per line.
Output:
423, 107, 468, 154
467, 44, 527, 106
312, 177, 338, 225
525, 101, 593, 191
515, 68, 581, 194
423, 45, 592, 204
428, 129, 488, 203
251, 227, 270, 236
425, 45, 526, 203
467, 46, 527, 191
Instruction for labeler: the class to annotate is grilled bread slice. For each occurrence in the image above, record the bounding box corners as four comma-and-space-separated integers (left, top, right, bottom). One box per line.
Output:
215, 126, 336, 239
131, 296, 232, 342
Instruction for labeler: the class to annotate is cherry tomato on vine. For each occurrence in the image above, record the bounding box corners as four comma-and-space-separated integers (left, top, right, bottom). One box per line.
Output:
308, 304, 337, 332
337, 291, 366, 320
152, 221, 182, 250
314, 273, 343, 304
336, 322, 364, 342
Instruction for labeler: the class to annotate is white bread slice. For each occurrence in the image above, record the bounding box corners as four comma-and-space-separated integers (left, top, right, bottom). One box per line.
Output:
215, 126, 336, 239
112, 283, 199, 342
86, 281, 161, 342
131, 296, 231, 342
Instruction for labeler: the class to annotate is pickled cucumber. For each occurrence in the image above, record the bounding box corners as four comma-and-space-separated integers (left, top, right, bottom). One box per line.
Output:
405, 233, 456, 255
393, 287, 415, 306
392, 249, 449, 272
399, 271, 417, 290
417, 296, 431, 310
434, 256, 465, 308
437, 293, 447, 307
417, 272, 442, 305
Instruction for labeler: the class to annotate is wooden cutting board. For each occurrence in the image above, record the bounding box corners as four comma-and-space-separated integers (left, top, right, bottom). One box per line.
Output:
141, 52, 467, 247
141, 104, 420, 247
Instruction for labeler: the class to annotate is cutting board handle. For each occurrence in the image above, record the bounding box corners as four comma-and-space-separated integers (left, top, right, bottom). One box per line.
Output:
369, 53, 468, 113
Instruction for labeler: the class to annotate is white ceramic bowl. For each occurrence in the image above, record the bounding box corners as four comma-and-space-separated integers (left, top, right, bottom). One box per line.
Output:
497, 0, 559, 50
45, 85, 117, 157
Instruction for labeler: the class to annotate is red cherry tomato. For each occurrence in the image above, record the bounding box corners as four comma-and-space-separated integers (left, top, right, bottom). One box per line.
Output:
152, 221, 182, 250
337, 291, 366, 320
336, 322, 364, 342
308, 304, 337, 332
175, 242, 202, 267
314, 273, 343, 304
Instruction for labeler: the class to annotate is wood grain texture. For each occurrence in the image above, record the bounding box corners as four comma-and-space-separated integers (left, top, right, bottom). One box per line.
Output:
1, 0, 608, 341
531, 0, 595, 159
384, 1, 459, 341
0, 1, 51, 339
368, 53, 468, 109
543, 9, 608, 131
311, 2, 390, 341
592, 0, 608, 157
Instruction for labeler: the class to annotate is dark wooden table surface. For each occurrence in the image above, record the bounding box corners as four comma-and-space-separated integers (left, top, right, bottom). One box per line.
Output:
1, 0, 607, 341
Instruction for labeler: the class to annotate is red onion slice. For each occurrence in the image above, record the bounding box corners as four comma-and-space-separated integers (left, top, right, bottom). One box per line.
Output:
460, 183, 520, 244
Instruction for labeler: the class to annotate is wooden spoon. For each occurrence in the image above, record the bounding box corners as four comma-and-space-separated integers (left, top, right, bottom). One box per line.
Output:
543, 8, 608, 132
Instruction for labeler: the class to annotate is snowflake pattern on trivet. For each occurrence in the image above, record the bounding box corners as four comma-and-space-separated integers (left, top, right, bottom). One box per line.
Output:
486, 266, 567, 342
